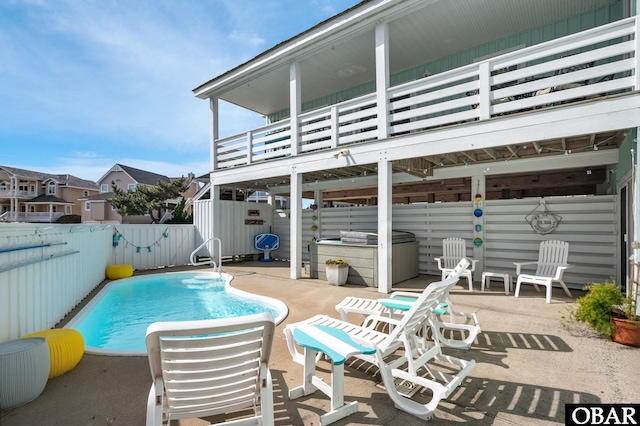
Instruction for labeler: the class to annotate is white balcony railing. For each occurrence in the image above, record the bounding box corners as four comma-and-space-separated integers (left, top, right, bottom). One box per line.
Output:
3, 212, 65, 223
213, 17, 638, 170
0, 189, 38, 198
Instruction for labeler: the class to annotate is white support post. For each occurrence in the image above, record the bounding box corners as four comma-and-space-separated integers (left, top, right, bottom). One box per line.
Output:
375, 22, 390, 140
330, 106, 339, 148
314, 189, 323, 239
634, 16, 640, 90
478, 62, 491, 121
290, 61, 301, 156
290, 167, 302, 279
471, 174, 485, 281
377, 153, 392, 293
209, 98, 219, 171
246, 131, 253, 164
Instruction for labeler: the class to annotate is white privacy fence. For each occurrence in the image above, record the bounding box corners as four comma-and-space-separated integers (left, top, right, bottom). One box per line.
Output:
272, 195, 618, 289
0, 224, 111, 342
0, 223, 199, 342
111, 224, 195, 270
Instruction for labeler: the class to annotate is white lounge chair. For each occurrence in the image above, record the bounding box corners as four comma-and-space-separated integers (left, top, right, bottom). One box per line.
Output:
145, 313, 276, 426
435, 238, 479, 290
285, 259, 475, 421
335, 267, 481, 350
514, 240, 573, 303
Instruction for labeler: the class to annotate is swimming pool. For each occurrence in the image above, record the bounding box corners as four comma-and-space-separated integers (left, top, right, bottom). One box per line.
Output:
66, 271, 288, 356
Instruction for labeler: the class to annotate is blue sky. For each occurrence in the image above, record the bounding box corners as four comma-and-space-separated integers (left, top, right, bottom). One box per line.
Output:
0, 0, 361, 181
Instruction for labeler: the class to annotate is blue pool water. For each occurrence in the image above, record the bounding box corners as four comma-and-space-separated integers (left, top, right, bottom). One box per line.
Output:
67, 272, 287, 355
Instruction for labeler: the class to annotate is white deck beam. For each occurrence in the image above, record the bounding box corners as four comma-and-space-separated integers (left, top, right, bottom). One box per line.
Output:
290, 62, 301, 157
375, 21, 389, 139
290, 168, 302, 279
210, 98, 218, 171
377, 155, 392, 293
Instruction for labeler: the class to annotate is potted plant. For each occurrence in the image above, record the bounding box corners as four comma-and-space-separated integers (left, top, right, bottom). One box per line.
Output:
325, 258, 349, 286
570, 280, 640, 347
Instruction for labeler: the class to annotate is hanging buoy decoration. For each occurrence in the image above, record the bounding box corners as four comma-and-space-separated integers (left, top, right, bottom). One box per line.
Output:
474, 238, 483, 247
311, 215, 317, 221
311, 225, 318, 232
310, 204, 318, 210
474, 208, 483, 217
475, 194, 482, 202
475, 224, 482, 232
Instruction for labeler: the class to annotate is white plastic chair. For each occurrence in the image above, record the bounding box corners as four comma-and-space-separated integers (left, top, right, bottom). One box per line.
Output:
514, 240, 573, 303
435, 238, 479, 290
145, 313, 275, 426
285, 259, 475, 421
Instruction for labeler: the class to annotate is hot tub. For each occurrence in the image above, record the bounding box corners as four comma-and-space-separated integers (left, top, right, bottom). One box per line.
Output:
309, 231, 419, 287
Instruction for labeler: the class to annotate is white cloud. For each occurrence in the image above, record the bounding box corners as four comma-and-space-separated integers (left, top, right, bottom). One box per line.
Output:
229, 31, 266, 48
1, 0, 362, 181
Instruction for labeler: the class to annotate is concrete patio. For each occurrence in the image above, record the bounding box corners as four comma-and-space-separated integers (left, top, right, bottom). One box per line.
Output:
1, 261, 638, 425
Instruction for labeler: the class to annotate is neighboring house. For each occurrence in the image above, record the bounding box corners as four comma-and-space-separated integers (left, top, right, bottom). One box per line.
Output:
193, 0, 640, 292
0, 165, 99, 223
80, 163, 201, 224
246, 191, 290, 209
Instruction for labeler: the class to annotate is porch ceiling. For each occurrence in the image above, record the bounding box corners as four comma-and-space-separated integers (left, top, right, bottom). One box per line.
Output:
212, 0, 617, 115
216, 129, 626, 201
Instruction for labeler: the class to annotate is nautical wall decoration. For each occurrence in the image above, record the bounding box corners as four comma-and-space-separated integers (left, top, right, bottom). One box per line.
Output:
525, 200, 561, 235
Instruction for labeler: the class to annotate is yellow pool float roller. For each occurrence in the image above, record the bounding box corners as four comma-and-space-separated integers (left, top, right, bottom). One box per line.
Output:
21, 329, 84, 378
105, 264, 134, 280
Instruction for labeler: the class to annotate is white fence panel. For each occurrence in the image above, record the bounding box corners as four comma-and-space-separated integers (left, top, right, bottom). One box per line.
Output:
483, 196, 617, 289
193, 200, 274, 259
0, 224, 111, 342
271, 196, 616, 289
110, 224, 195, 270
194, 199, 211, 256
392, 203, 475, 276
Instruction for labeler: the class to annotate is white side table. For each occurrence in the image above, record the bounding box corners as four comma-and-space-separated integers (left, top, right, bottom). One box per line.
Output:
481, 271, 512, 295
0, 337, 50, 410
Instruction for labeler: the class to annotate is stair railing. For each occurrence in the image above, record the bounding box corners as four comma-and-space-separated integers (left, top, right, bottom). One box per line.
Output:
190, 237, 222, 272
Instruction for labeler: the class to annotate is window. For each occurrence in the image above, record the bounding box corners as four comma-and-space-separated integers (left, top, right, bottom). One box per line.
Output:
83, 190, 88, 197
65, 206, 71, 214
51, 206, 57, 212
28, 205, 35, 213
48, 182, 56, 195
128, 184, 136, 191
0, 182, 6, 191
101, 184, 108, 192
85, 202, 91, 211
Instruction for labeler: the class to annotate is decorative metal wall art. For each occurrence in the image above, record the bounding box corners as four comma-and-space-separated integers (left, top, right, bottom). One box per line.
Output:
525, 200, 561, 234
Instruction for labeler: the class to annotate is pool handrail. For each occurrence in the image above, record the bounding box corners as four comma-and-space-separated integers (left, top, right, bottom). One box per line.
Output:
190, 237, 222, 272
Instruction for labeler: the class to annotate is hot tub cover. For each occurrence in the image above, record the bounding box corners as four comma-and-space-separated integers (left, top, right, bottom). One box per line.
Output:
339, 230, 416, 245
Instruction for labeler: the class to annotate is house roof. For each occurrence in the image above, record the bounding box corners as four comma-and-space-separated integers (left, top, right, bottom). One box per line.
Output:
0, 165, 98, 190
98, 164, 170, 186
26, 195, 74, 205
46, 174, 99, 190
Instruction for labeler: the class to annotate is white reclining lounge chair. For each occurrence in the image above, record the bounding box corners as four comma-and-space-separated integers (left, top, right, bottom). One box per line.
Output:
145, 313, 276, 426
285, 259, 475, 421
335, 262, 481, 350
